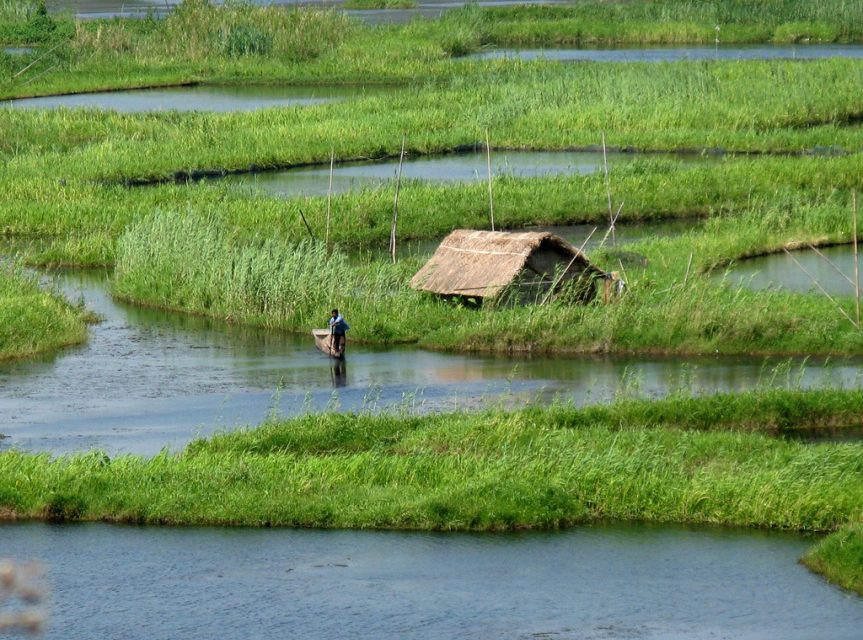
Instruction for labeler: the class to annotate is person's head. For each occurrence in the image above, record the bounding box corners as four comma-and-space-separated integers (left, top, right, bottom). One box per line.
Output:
331, 309, 339, 317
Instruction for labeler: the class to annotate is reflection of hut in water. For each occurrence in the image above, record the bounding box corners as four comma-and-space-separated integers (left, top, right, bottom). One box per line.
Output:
410, 229, 610, 304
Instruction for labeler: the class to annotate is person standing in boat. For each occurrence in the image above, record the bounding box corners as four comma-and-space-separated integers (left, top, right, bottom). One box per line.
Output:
328, 308, 349, 358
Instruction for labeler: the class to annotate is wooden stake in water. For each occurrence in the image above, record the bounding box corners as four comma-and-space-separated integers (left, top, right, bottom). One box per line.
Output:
602, 132, 614, 246
854, 190, 860, 327
391, 135, 406, 264
325, 149, 334, 250
486, 129, 495, 232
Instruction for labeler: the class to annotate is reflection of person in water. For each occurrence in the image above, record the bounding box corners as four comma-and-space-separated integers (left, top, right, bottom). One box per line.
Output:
330, 359, 347, 388
328, 308, 349, 359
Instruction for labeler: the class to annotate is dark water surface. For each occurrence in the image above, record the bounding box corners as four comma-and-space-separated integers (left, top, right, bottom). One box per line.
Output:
468, 44, 863, 62
1, 522, 861, 639
1, 268, 862, 456
4, 84, 389, 112
212, 150, 712, 197
721, 244, 862, 296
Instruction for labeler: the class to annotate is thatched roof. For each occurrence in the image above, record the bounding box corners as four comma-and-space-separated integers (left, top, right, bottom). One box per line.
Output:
410, 229, 601, 298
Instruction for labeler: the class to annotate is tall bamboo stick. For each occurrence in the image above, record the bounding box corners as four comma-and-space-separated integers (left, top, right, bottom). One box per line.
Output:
325, 149, 334, 250
391, 135, 406, 264
486, 129, 495, 232
854, 191, 860, 327
784, 248, 859, 329
601, 132, 614, 245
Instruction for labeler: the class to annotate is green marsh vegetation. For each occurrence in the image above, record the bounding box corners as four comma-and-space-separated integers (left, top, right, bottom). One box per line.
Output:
109, 202, 863, 356
5, 0, 863, 97
804, 523, 863, 596
0, 390, 860, 563
0, 263, 89, 361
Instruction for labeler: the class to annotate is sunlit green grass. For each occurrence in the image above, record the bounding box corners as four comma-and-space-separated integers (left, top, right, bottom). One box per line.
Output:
0, 263, 88, 360
1, 389, 861, 533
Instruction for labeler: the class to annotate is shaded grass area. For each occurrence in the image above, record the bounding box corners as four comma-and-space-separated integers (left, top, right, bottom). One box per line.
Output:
109, 203, 863, 356
0, 389, 860, 535
0, 264, 88, 360
803, 523, 863, 596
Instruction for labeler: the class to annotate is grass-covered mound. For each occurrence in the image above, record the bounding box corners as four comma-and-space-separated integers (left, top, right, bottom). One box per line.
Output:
0, 264, 88, 361
804, 524, 863, 596
109, 207, 863, 356
0, 389, 861, 592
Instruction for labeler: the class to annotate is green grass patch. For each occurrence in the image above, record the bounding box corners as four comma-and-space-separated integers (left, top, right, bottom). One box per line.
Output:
803, 523, 863, 595
108, 204, 863, 357
0, 263, 89, 360
1, 389, 861, 533
343, 0, 417, 8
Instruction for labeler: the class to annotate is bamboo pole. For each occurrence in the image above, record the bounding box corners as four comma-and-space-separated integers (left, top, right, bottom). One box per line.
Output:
12, 41, 63, 81
683, 252, 694, 286
325, 149, 334, 251
390, 135, 406, 264
783, 247, 859, 329
854, 191, 860, 327
597, 201, 624, 252
601, 132, 614, 246
807, 244, 857, 290
486, 129, 495, 232
298, 209, 316, 242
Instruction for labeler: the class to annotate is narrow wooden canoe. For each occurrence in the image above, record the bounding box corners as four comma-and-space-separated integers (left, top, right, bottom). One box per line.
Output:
312, 329, 344, 359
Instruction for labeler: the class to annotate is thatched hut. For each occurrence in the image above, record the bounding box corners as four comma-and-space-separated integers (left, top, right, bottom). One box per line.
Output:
410, 229, 607, 304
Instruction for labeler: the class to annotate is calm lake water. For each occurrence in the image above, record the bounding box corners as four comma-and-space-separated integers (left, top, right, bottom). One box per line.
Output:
721, 244, 862, 295
0, 267, 861, 455
210, 150, 712, 197
467, 44, 863, 62
4, 84, 389, 112
1, 522, 861, 639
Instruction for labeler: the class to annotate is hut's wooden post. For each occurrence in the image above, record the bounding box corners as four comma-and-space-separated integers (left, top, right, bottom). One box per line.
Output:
391, 135, 406, 264
325, 148, 334, 251
486, 129, 495, 232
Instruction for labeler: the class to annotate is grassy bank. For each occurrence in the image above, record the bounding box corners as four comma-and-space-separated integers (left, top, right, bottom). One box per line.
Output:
803, 524, 863, 596
0, 390, 860, 565
109, 204, 863, 356
6, 1, 863, 97
0, 264, 89, 360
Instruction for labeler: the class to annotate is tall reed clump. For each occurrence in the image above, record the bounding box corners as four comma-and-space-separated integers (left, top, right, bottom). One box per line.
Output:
0, 262, 88, 360
112, 211, 454, 341
72, 0, 354, 64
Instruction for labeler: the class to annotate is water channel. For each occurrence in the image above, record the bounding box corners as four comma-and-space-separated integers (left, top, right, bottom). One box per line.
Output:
48, 0, 568, 23
722, 244, 862, 296
466, 43, 863, 63
2, 521, 862, 639
2, 252, 862, 456
3, 84, 390, 112
207, 149, 713, 197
